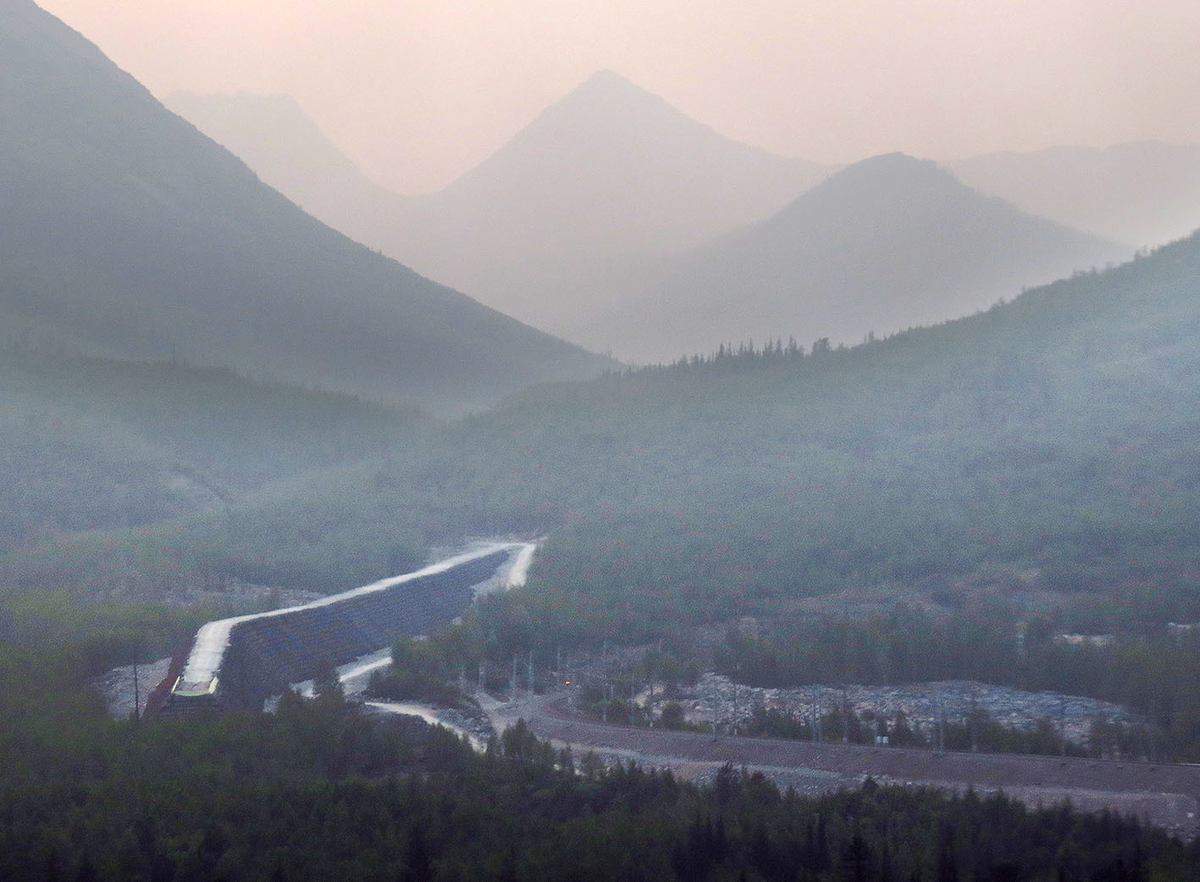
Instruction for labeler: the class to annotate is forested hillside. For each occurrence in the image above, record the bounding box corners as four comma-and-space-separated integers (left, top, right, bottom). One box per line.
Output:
0, 346, 416, 560
0, 0, 607, 411
7, 1, 1200, 873
9, 220, 1198, 626
4, 36, 1200, 751
5, 646, 1196, 882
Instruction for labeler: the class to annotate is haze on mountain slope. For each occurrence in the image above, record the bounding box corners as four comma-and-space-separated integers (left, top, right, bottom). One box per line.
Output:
26, 204, 1200, 619
582, 154, 1132, 364
168, 72, 834, 335
0, 0, 607, 412
162, 91, 413, 258
947, 142, 1200, 251
163, 91, 400, 226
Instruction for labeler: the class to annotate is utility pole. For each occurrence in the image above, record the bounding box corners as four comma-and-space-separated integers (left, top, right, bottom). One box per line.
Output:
510, 655, 518, 698
842, 687, 850, 744
731, 664, 738, 737
970, 689, 978, 753
120, 486, 133, 604
815, 686, 823, 744
527, 650, 535, 696
1060, 696, 1067, 757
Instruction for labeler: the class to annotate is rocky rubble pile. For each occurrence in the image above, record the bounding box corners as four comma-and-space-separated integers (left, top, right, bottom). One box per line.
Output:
677, 674, 1141, 744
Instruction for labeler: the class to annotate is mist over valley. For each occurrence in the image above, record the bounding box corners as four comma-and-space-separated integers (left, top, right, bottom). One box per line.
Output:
4, 1, 1200, 879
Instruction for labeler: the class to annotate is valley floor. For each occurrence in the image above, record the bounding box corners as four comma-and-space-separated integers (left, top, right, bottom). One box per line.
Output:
486, 688, 1200, 839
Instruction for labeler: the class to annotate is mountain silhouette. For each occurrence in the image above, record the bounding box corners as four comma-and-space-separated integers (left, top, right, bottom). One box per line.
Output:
170, 72, 833, 334
0, 0, 607, 411
584, 153, 1131, 363
948, 141, 1200, 248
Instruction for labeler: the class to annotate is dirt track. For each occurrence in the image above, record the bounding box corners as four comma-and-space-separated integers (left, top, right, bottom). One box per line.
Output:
493, 693, 1200, 838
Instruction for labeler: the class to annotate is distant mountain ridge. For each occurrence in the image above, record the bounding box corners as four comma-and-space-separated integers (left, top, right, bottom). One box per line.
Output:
163, 90, 412, 251
0, 0, 607, 411
165, 92, 390, 217
422, 70, 829, 256
584, 153, 1131, 363
168, 72, 835, 334
948, 142, 1200, 248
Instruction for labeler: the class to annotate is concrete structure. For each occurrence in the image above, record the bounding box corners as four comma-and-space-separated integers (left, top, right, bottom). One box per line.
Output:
163, 543, 530, 713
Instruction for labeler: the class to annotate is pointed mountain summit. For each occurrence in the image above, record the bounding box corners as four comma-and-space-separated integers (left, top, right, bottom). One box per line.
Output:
170, 71, 833, 335
398, 69, 832, 327
584, 153, 1131, 363
0, 0, 607, 410
435, 68, 826, 256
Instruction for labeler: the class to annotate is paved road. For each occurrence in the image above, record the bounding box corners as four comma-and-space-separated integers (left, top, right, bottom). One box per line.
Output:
487, 691, 1200, 838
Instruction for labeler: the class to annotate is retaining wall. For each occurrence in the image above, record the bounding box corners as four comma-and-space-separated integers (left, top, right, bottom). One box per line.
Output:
164, 548, 510, 712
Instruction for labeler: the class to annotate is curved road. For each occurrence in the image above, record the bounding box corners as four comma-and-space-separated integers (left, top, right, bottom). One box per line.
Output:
487, 690, 1200, 838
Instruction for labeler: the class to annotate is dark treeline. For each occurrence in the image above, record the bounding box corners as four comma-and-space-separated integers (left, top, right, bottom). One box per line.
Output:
636, 335, 816, 372
716, 609, 1200, 759
742, 704, 1094, 758
373, 588, 1200, 760
2, 640, 1197, 882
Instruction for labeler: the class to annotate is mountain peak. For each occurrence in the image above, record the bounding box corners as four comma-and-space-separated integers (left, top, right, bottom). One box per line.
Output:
822, 152, 949, 186
774, 153, 964, 219
164, 89, 379, 212
586, 149, 1129, 363
540, 68, 680, 126
577, 68, 639, 90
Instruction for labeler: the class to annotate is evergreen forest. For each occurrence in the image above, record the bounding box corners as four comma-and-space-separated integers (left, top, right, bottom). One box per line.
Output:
4, 2, 1200, 871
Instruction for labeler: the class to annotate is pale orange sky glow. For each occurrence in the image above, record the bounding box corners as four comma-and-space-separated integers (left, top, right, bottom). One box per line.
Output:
35, 0, 1200, 193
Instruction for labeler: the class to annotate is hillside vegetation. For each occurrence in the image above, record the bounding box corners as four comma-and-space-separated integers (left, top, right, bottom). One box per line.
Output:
9, 223, 1198, 622
0, 346, 416, 562
5, 645, 1196, 882
4, 0, 1200, 758
8, 0, 1200, 868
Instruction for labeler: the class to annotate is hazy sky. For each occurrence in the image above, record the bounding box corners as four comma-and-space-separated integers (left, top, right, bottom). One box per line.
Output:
38, 0, 1200, 194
